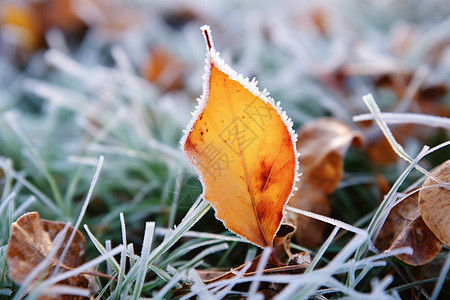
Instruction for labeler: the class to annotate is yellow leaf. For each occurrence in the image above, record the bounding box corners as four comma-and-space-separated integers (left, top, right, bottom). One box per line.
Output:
180, 25, 299, 248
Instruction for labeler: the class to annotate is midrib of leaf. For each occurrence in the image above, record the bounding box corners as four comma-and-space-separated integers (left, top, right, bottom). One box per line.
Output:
15, 223, 81, 273
15, 224, 49, 259
254, 119, 285, 209
220, 72, 270, 248
248, 100, 270, 192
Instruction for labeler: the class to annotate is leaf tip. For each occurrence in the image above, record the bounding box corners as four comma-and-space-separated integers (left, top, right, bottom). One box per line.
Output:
201, 25, 214, 51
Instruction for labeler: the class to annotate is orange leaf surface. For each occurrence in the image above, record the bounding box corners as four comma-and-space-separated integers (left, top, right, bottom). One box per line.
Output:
180, 26, 299, 248
1, 3, 44, 51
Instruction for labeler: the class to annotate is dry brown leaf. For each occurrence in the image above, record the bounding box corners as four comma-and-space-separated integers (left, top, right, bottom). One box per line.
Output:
272, 223, 297, 261
174, 223, 307, 298
140, 46, 184, 92
415, 82, 450, 122
388, 216, 442, 266
287, 117, 363, 248
0, 0, 87, 53
366, 135, 399, 166
375, 191, 442, 266
375, 173, 391, 198
6, 212, 89, 299
32, 0, 85, 35
374, 192, 420, 252
294, 118, 364, 192
175, 250, 310, 298
199, 223, 300, 284
289, 184, 331, 249
419, 159, 450, 247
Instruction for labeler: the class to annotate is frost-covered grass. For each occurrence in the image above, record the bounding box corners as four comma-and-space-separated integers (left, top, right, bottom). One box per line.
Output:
1, 0, 449, 299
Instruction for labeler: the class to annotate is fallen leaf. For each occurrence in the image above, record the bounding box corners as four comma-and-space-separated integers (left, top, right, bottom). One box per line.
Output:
272, 223, 297, 261
288, 184, 331, 249
373, 72, 412, 99
6, 212, 89, 299
375, 173, 391, 198
32, 0, 86, 35
181, 25, 299, 248
416, 83, 450, 119
140, 46, 184, 91
174, 251, 310, 298
366, 134, 400, 166
173, 220, 301, 298
388, 216, 442, 266
287, 118, 363, 248
0, 3, 44, 51
375, 191, 442, 266
295, 118, 363, 192
374, 192, 420, 252
419, 159, 450, 247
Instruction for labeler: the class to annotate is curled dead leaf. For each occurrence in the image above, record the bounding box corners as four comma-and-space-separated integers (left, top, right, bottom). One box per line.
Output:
294, 118, 364, 193
287, 117, 363, 248
388, 216, 442, 266
374, 192, 420, 252
375, 190, 442, 266
273, 223, 296, 261
419, 159, 450, 247
6, 212, 89, 299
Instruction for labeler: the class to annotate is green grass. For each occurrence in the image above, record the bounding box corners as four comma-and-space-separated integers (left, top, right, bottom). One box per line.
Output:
1, 0, 450, 298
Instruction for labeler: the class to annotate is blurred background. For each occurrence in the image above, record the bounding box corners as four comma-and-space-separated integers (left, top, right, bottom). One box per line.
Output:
1, 0, 449, 264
